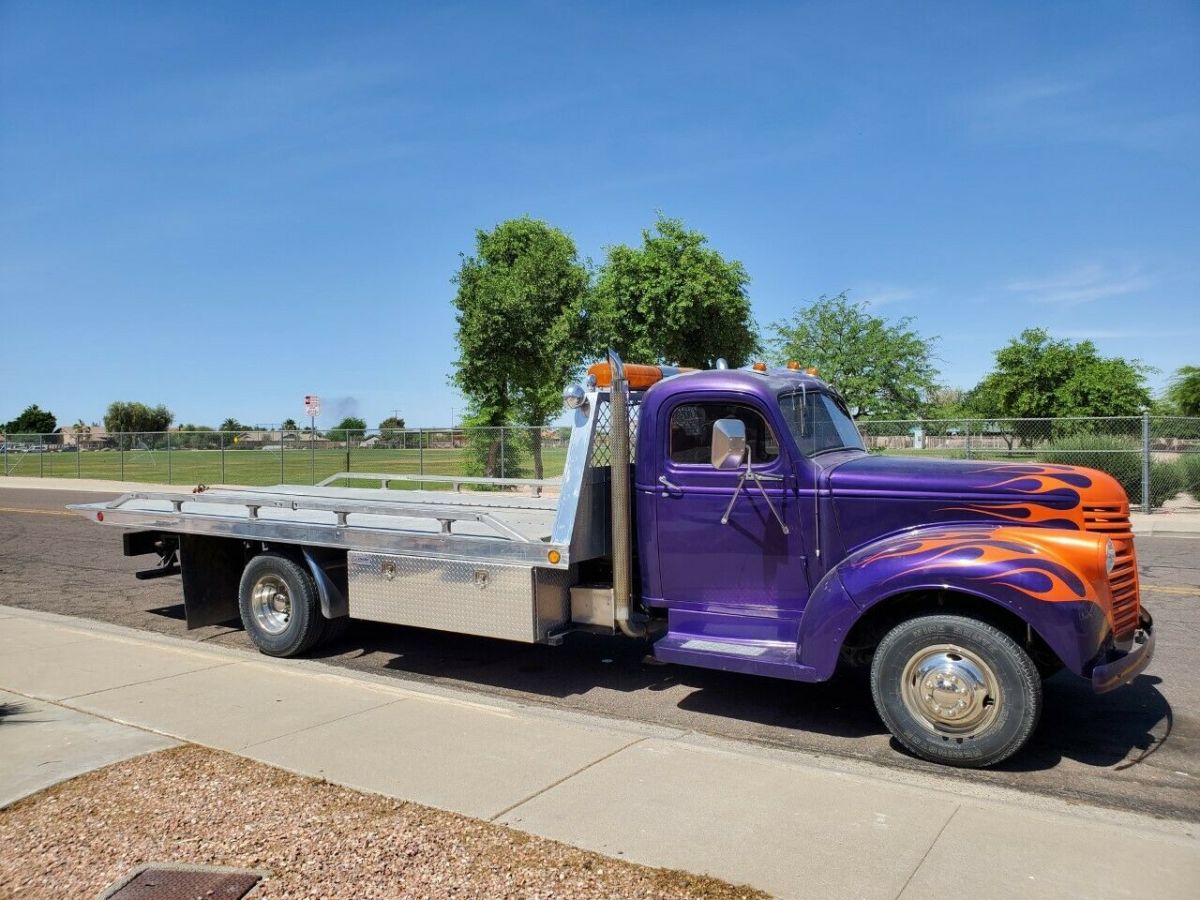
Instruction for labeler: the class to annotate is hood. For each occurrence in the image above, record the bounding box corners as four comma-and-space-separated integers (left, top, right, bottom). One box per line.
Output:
827, 455, 1128, 551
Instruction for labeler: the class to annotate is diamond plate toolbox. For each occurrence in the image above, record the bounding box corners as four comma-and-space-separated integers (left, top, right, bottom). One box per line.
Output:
347, 551, 570, 642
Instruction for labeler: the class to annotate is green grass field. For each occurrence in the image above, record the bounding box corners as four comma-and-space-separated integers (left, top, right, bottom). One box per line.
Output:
1, 446, 570, 490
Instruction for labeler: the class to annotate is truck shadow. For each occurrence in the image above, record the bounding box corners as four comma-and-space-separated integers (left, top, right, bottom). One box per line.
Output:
995, 673, 1172, 772
317, 621, 1173, 771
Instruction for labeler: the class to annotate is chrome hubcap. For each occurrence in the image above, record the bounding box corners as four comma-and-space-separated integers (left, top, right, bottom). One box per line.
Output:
900, 644, 1001, 737
251, 574, 291, 635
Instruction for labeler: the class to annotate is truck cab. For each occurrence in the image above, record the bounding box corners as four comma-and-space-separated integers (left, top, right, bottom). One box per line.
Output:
73, 351, 1155, 769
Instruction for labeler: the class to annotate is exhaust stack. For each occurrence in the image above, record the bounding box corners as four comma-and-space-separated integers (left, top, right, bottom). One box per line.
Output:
608, 349, 645, 638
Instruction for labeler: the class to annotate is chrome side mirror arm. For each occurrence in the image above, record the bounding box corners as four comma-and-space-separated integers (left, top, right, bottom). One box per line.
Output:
719, 446, 790, 535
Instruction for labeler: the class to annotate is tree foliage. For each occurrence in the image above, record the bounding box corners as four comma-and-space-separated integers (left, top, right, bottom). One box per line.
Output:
219, 417, 248, 433
378, 415, 406, 430
767, 294, 939, 418
4, 404, 57, 435
589, 216, 757, 368
1167, 366, 1200, 416
330, 416, 367, 441
104, 401, 172, 435
281, 418, 298, 431
452, 217, 588, 478
967, 329, 1152, 421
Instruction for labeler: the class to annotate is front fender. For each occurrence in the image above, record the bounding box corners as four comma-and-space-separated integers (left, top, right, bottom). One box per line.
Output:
801, 524, 1114, 678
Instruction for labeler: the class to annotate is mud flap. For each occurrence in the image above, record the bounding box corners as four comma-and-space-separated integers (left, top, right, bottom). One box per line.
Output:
179, 533, 245, 629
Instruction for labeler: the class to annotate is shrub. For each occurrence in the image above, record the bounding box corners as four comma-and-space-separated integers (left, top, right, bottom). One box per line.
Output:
1039, 435, 1186, 509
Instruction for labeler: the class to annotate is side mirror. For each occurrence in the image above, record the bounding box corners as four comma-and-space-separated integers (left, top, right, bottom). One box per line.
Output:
711, 418, 747, 470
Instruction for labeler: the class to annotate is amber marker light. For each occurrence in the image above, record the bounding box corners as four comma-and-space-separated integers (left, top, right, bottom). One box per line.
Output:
806, 366, 819, 376
786, 360, 801, 370
752, 361, 768, 372
547, 549, 562, 564
586, 361, 697, 388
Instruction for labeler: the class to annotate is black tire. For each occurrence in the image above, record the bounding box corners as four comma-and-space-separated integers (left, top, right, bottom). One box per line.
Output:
238, 553, 325, 658
319, 614, 350, 646
870, 614, 1042, 768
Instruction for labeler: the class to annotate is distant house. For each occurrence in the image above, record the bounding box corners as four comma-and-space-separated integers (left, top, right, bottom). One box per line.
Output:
236, 430, 332, 448
54, 425, 109, 450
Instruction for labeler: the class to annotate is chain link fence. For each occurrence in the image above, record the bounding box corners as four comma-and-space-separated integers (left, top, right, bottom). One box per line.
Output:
0, 427, 572, 492
4, 416, 1198, 512
856, 415, 1200, 513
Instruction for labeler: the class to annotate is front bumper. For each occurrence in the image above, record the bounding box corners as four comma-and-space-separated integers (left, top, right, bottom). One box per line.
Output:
1091, 609, 1155, 693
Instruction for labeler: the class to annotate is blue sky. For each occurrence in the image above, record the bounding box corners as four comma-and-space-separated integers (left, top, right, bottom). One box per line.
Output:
1, 1, 1197, 429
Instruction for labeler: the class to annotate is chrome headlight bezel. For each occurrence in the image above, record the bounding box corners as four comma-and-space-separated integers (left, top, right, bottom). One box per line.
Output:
1104, 539, 1117, 575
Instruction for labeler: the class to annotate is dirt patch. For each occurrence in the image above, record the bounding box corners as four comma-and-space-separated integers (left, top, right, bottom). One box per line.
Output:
0, 745, 766, 900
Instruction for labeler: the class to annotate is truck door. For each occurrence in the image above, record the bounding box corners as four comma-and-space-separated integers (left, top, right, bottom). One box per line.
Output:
652, 397, 812, 614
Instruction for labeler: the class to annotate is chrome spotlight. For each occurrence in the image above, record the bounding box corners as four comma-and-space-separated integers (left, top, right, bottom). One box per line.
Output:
563, 383, 587, 410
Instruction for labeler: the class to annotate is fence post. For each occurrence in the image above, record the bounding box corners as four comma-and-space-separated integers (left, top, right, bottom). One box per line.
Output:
166, 431, 172, 484
964, 420, 972, 460
500, 428, 506, 478
120, 437, 125, 481
419, 429, 424, 475
1141, 411, 1151, 514
76, 439, 81, 477
310, 429, 316, 486
280, 433, 285, 484
220, 432, 226, 484
40, 445, 44, 478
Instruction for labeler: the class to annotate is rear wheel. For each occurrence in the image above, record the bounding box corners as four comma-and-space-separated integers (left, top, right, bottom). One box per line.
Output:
870, 614, 1042, 768
239, 553, 325, 658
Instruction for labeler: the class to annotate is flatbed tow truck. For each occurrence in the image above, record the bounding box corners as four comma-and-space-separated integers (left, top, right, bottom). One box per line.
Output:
73, 352, 1154, 767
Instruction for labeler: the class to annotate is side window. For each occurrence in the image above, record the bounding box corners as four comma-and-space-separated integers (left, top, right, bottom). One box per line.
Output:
669, 403, 779, 465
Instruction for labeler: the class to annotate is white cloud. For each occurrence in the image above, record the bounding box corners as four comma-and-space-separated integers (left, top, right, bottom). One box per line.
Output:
851, 285, 922, 307
1006, 264, 1153, 306
964, 72, 1199, 152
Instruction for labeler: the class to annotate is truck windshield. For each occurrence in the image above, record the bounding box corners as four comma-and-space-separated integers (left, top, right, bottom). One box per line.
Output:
779, 390, 865, 457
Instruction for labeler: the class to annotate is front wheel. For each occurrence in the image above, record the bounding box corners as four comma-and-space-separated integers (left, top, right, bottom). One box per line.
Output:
870, 614, 1042, 768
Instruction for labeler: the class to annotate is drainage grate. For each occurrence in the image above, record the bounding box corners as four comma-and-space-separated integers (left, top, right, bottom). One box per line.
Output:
101, 864, 264, 899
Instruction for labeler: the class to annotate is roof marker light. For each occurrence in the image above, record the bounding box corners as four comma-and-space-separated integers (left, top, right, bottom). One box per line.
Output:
806, 366, 819, 376
752, 362, 768, 373
586, 362, 696, 389
786, 360, 801, 370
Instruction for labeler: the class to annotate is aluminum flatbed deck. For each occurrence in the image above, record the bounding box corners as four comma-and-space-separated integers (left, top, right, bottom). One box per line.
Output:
69, 482, 571, 568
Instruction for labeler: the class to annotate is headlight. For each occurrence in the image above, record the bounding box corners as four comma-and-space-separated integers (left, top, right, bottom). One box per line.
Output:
1105, 539, 1116, 575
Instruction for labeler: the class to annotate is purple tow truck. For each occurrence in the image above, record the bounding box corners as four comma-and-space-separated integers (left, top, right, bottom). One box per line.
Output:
74, 351, 1155, 767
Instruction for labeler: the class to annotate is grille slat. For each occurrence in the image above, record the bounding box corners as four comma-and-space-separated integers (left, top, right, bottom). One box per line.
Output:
1082, 505, 1140, 641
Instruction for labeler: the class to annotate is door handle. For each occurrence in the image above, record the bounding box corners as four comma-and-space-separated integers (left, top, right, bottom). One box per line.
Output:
658, 475, 681, 494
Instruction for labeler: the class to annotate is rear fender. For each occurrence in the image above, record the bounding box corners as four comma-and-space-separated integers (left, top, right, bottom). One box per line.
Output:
800, 524, 1113, 677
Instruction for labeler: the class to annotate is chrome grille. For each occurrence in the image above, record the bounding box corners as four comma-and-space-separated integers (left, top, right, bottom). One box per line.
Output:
1083, 503, 1140, 641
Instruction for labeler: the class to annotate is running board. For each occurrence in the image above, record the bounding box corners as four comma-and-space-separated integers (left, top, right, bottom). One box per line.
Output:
653, 634, 819, 682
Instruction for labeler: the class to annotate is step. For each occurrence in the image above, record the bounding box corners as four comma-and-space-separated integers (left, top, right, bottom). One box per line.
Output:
653, 633, 819, 681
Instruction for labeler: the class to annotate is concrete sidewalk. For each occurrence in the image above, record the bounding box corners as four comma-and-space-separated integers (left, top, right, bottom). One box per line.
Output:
1, 606, 1197, 899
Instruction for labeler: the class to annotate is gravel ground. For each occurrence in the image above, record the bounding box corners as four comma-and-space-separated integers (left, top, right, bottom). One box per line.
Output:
0, 745, 766, 900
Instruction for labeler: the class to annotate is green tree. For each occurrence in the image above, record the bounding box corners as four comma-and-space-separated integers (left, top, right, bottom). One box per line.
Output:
378, 415, 407, 448
4, 404, 57, 435
966, 328, 1152, 446
219, 418, 249, 433
1166, 366, 1200, 416
104, 401, 172, 435
281, 418, 298, 431
922, 387, 971, 421
768, 294, 939, 418
453, 217, 588, 478
330, 416, 367, 441
589, 215, 757, 368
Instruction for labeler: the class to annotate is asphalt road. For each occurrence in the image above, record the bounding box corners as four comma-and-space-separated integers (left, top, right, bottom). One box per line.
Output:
2, 486, 1198, 821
